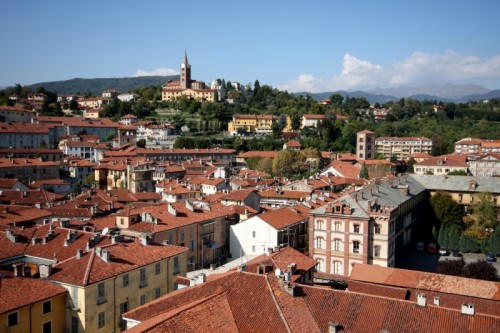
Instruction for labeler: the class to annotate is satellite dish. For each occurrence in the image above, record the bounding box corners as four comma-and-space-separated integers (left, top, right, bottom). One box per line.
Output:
275, 268, 281, 277
101, 227, 109, 236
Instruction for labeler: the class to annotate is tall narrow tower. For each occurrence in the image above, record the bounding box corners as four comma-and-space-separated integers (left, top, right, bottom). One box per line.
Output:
180, 50, 191, 89
356, 130, 376, 160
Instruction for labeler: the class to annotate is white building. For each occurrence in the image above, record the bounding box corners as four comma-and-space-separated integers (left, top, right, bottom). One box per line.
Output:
229, 207, 307, 260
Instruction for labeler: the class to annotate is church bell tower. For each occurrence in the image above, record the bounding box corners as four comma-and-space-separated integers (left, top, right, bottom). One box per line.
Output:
180, 50, 191, 89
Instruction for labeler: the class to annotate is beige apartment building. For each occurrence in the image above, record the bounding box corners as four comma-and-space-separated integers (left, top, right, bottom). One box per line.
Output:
376, 136, 433, 160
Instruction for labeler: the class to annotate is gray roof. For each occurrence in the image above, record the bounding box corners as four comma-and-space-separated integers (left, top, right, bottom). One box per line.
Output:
310, 175, 427, 217
409, 174, 500, 193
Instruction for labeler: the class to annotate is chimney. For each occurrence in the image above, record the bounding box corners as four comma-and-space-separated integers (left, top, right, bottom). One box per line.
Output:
328, 322, 341, 333
417, 294, 426, 307
6, 229, 17, 243
140, 234, 149, 246
167, 203, 177, 216
39, 264, 52, 278
433, 296, 440, 306
13, 263, 24, 277
101, 249, 111, 263
64, 239, 70, 247
31, 237, 39, 245
76, 249, 83, 259
461, 303, 475, 316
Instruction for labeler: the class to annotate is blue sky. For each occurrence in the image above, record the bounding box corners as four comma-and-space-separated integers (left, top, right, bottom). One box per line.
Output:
1, 0, 499, 92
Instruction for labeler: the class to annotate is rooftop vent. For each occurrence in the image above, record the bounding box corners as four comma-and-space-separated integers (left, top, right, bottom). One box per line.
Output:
461, 303, 475, 316
416, 293, 427, 307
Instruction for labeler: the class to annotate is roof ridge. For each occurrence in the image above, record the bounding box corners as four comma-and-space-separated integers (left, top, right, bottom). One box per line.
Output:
263, 274, 292, 333
83, 248, 96, 285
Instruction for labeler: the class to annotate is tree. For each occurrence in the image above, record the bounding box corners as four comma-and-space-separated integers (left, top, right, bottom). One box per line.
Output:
71, 182, 82, 194
329, 94, 344, 109
462, 260, 499, 281
359, 163, 369, 179
291, 114, 301, 131
469, 193, 498, 229
390, 154, 398, 163
136, 139, 146, 148
406, 157, 416, 173
436, 258, 465, 276
272, 149, 304, 178
459, 234, 480, 253
484, 227, 500, 256
430, 191, 464, 233
82, 174, 95, 188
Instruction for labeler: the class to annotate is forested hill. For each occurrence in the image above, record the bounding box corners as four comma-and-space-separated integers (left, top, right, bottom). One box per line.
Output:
29, 76, 179, 95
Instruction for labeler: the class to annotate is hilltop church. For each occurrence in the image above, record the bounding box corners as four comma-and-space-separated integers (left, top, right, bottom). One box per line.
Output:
161, 51, 217, 102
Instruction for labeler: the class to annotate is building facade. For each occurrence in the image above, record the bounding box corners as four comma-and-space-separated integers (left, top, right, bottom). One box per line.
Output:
309, 175, 427, 276
356, 130, 376, 161
375, 136, 433, 160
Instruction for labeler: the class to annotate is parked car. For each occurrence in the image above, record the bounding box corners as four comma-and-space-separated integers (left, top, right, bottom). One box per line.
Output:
452, 251, 462, 257
486, 254, 497, 262
416, 242, 425, 251
427, 242, 438, 254
439, 248, 449, 256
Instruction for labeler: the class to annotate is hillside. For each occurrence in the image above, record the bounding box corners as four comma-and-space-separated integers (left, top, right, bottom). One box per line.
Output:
29, 76, 179, 95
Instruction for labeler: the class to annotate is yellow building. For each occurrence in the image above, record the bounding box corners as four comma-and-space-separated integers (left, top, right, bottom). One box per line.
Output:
228, 114, 292, 136
162, 52, 217, 102
0, 276, 67, 333
48, 239, 188, 333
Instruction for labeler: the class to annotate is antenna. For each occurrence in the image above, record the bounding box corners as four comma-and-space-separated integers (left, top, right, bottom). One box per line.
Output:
101, 227, 109, 236
274, 268, 281, 277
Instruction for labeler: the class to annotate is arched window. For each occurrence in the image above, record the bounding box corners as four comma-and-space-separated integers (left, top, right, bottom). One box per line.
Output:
333, 239, 341, 252
332, 261, 342, 275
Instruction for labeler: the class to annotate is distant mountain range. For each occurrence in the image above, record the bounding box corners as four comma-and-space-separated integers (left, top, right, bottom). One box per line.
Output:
28, 76, 179, 96
4, 78, 497, 103
296, 83, 500, 104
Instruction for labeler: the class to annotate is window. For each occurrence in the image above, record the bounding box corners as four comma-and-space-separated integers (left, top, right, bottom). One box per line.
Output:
315, 237, 323, 249
43, 321, 52, 333
174, 257, 180, 274
190, 240, 195, 252
315, 219, 324, 230
98, 312, 105, 328
139, 268, 147, 287
42, 300, 52, 314
120, 301, 129, 314
140, 294, 146, 305
123, 274, 129, 287
155, 288, 161, 298
8, 312, 18, 327
353, 241, 360, 253
252, 245, 256, 252
180, 230, 185, 242
374, 245, 381, 257
97, 283, 106, 304
374, 223, 381, 234
334, 222, 341, 231
333, 239, 341, 252
353, 224, 360, 233
155, 263, 161, 275
332, 261, 341, 275
252, 231, 256, 238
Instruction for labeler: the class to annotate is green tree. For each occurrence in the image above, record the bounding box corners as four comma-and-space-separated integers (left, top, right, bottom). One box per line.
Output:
459, 234, 480, 253
82, 174, 95, 188
136, 139, 146, 148
469, 193, 498, 229
359, 163, 369, 179
430, 191, 464, 234
484, 227, 500, 256
329, 94, 344, 109
390, 154, 398, 163
291, 114, 302, 131
272, 149, 304, 178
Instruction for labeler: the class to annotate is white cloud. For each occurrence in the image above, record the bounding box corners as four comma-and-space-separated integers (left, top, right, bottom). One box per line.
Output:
278, 51, 500, 92
134, 67, 179, 76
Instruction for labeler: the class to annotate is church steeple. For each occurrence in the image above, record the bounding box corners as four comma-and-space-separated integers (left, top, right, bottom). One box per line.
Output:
180, 49, 191, 89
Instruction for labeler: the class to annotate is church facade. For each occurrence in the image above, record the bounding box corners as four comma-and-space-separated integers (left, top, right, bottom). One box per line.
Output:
162, 52, 217, 102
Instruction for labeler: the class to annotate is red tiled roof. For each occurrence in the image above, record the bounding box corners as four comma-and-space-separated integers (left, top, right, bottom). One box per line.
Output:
0, 276, 67, 315
258, 207, 306, 230
237, 151, 278, 159
48, 239, 188, 286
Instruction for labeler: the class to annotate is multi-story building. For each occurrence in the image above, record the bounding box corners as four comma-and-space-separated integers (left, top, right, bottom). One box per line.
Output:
115, 201, 238, 270
162, 52, 217, 102
0, 122, 57, 149
94, 159, 155, 193
61, 141, 97, 161
454, 137, 500, 155
0, 158, 61, 182
229, 207, 308, 259
356, 130, 376, 160
468, 153, 500, 177
0, 277, 67, 333
309, 175, 427, 276
414, 155, 468, 175
0, 106, 37, 123
375, 136, 433, 160
228, 114, 278, 136
35, 116, 119, 143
